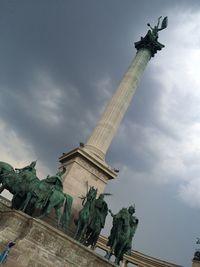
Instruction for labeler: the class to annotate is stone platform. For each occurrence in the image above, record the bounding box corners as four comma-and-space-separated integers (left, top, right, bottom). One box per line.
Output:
0, 208, 115, 267
0, 197, 182, 267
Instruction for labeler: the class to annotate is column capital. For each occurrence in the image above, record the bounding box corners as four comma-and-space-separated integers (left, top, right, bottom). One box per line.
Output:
134, 31, 164, 57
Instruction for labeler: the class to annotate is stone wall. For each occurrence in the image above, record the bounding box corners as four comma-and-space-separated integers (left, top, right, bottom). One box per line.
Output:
0, 207, 115, 267
193, 261, 200, 267
0, 196, 183, 267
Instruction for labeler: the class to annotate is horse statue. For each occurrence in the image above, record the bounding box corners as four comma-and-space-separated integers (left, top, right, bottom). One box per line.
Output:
24, 172, 73, 231
74, 186, 97, 242
105, 208, 132, 265
0, 161, 73, 232
83, 193, 109, 249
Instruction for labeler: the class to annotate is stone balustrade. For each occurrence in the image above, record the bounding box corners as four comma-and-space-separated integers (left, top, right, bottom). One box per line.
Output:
96, 235, 182, 267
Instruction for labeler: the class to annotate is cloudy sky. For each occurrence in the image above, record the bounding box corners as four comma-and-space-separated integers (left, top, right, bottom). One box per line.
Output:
1, 0, 200, 266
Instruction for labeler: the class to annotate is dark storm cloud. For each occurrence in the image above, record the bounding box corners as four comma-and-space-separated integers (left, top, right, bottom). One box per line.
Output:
0, 0, 192, 170
0, 0, 169, 168
0, 1, 167, 169
1, 1, 200, 266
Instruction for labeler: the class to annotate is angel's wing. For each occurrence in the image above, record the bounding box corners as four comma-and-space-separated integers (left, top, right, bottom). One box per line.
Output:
161, 16, 168, 30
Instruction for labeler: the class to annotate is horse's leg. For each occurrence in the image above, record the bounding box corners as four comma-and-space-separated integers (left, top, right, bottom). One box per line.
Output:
74, 223, 80, 240
84, 229, 94, 246
55, 207, 62, 227
0, 185, 5, 194
114, 244, 125, 265
105, 243, 114, 260
38, 202, 53, 218
11, 193, 18, 209
91, 232, 99, 249
83, 228, 91, 246
20, 192, 31, 212
105, 239, 117, 260
74, 220, 82, 240
114, 250, 121, 265
60, 195, 73, 233
105, 249, 112, 260
11, 193, 24, 210
79, 223, 88, 243
114, 240, 127, 266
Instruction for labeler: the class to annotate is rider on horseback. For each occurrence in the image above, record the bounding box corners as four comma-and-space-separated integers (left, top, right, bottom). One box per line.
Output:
125, 205, 139, 254
105, 205, 139, 265
33, 168, 65, 210
84, 193, 109, 248
43, 167, 65, 192
11, 161, 38, 211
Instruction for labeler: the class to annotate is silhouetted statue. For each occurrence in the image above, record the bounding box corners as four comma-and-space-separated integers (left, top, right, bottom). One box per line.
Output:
147, 16, 168, 41
135, 16, 168, 57
0, 161, 73, 232
84, 193, 109, 248
105, 205, 139, 265
74, 186, 97, 241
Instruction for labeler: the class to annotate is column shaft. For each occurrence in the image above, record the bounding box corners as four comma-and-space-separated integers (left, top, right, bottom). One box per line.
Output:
85, 48, 151, 160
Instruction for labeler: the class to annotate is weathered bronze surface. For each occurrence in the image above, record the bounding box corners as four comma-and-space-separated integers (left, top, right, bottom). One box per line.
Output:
83, 193, 109, 248
135, 16, 168, 57
74, 186, 97, 241
105, 205, 139, 265
0, 161, 73, 232
74, 186, 109, 248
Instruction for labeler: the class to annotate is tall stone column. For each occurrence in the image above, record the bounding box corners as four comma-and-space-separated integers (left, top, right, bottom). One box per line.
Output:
84, 48, 151, 160
60, 17, 168, 227
84, 16, 168, 160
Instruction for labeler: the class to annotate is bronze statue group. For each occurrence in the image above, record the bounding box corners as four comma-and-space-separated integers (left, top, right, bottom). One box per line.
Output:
0, 160, 138, 265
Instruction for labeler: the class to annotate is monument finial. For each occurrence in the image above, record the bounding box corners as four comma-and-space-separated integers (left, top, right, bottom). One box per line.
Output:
135, 16, 168, 57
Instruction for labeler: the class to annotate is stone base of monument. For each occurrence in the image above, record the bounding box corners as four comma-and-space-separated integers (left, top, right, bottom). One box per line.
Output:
0, 196, 183, 267
193, 261, 200, 267
0, 202, 115, 267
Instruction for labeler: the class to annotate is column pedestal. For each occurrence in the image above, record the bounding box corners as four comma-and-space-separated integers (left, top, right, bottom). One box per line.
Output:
59, 147, 117, 229
192, 260, 200, 267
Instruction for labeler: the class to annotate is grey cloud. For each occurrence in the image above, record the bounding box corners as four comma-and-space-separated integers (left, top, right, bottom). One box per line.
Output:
0, 1, 200, 266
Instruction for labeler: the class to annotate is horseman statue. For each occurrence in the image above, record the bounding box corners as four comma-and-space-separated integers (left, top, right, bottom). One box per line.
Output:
30, 167, 65, 212
105, 205, 139, 265
74, 186, 97, 242
84, 193, 109, 248
74, 186, 110, 248
13, 161, 38, 210
0, 160, 73, 233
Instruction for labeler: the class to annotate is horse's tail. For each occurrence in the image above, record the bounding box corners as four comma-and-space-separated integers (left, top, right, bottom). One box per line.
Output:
61, 194, 73, 233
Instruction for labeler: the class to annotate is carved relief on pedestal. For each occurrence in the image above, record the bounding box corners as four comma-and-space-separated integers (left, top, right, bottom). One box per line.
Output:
75, 156, 107, 183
